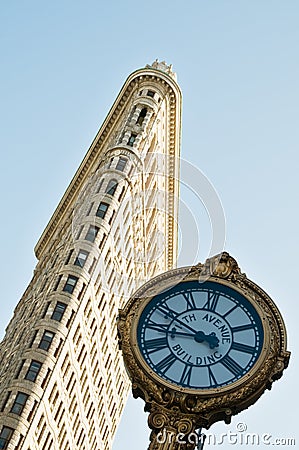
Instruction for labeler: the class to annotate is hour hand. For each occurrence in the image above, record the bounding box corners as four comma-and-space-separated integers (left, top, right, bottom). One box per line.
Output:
206, 332, 220, 349
194, 331, 219, 349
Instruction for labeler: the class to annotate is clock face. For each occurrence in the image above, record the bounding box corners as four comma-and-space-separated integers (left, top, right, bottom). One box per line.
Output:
137, 280, 264, 390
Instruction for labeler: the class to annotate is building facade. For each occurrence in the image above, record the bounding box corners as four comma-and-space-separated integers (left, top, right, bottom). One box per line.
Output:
0, 61, 182, 450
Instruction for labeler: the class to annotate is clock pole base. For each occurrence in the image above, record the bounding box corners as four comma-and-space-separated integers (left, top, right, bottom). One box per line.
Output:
147, 406, 203, 450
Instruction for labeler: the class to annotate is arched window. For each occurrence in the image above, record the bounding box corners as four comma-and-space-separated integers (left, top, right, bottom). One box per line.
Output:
105, 179, 118, 196
96, 202, 109, 219
137, 108, 147, 125
116, 157, 128, 172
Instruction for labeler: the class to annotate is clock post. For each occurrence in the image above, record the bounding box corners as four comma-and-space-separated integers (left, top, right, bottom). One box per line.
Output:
118, 253, 290, 450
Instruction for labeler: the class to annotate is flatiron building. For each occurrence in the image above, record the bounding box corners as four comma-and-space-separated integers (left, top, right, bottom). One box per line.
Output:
0, 61, 182, 450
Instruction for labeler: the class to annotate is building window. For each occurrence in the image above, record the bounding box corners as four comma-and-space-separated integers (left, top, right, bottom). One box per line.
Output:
41, 368, 51, 389
108, 210, 115, 225
128, 133, 137, 146
86, 202, 94, 216
0, 392, 11, 413
38, 331, 55, 351
99, 233, 106, 250
25, 361, 42, 382
74, 250, 89, 267
97, 178, 104, 193
10, 392, 29, 415
41, 302, 50, 319
89, 257, 97, 274
65, 249, 74, 265
53, 274, 62, 291
118, 186, 126, 201
40, 277, 48, 293
66, 310, 75, 328
85, 225, 99, 242
63, 275, 79, 294
15, 360, 25, 379
147, 90, 155, 98
0, 426, 14, 449
116, 157, 127, 172
54, 338, 63, 358
137, 108, 147, 125
96, 202, 109, 219
51, 302, 67, 321
50, 254, 58, 269
27, 400, 38, 422
76, 225, 84, 240
16, 434, 25, 449
78, 283, 86, 301
29, 330, 38, 347
105, 179, 118, 196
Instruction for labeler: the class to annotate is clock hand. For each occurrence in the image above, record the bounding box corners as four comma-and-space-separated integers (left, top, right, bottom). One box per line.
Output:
156, 305, 199, 334
171, 317, 198, 335
158, 306, 220, 348
155, 310, 220, 348
194, 331, 219, 349
169, 328, 219, 349
172, 318, 219, 351
205, 332, 219, 349
168, 328, 196, 339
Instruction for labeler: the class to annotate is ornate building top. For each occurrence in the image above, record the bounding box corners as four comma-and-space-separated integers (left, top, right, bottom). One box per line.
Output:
146, 59, 177, 80
34, 61, 182, 260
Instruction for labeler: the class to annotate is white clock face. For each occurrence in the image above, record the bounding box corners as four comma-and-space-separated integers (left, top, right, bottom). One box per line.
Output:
137, 281, 264, 390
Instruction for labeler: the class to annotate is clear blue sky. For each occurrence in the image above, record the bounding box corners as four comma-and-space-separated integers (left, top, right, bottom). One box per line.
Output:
1, 2, 298, 449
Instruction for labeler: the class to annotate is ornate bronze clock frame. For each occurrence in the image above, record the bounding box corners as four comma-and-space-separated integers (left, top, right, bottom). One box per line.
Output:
118, 253, 290, 449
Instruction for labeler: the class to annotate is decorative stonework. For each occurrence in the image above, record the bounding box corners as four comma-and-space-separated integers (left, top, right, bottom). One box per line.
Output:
146, 60, 177, 81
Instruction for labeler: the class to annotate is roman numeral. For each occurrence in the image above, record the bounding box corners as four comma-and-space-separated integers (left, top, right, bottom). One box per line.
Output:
208, 367, 217, 387
180, 365, 193, 385
157, 303, 177, 320
147, 320, 169, 334
231, 324, 254, 333
231, 342, 256, 354
221, 355, 243, 376
155, 354, 176, 373
182, 292, 196, 310
143, 337, 168, 354
203, 292, 220, 312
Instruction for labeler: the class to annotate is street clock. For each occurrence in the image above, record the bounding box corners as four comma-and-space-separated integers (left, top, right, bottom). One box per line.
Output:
118, 253, 290, 449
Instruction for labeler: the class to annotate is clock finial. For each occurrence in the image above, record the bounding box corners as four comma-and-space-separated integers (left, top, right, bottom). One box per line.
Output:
198, 252, 241, 279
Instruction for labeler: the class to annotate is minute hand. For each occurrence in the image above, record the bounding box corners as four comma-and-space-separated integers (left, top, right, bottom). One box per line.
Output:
168, 330, 196, 338
157, 305, 198, 334
172, 316, 198, 334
